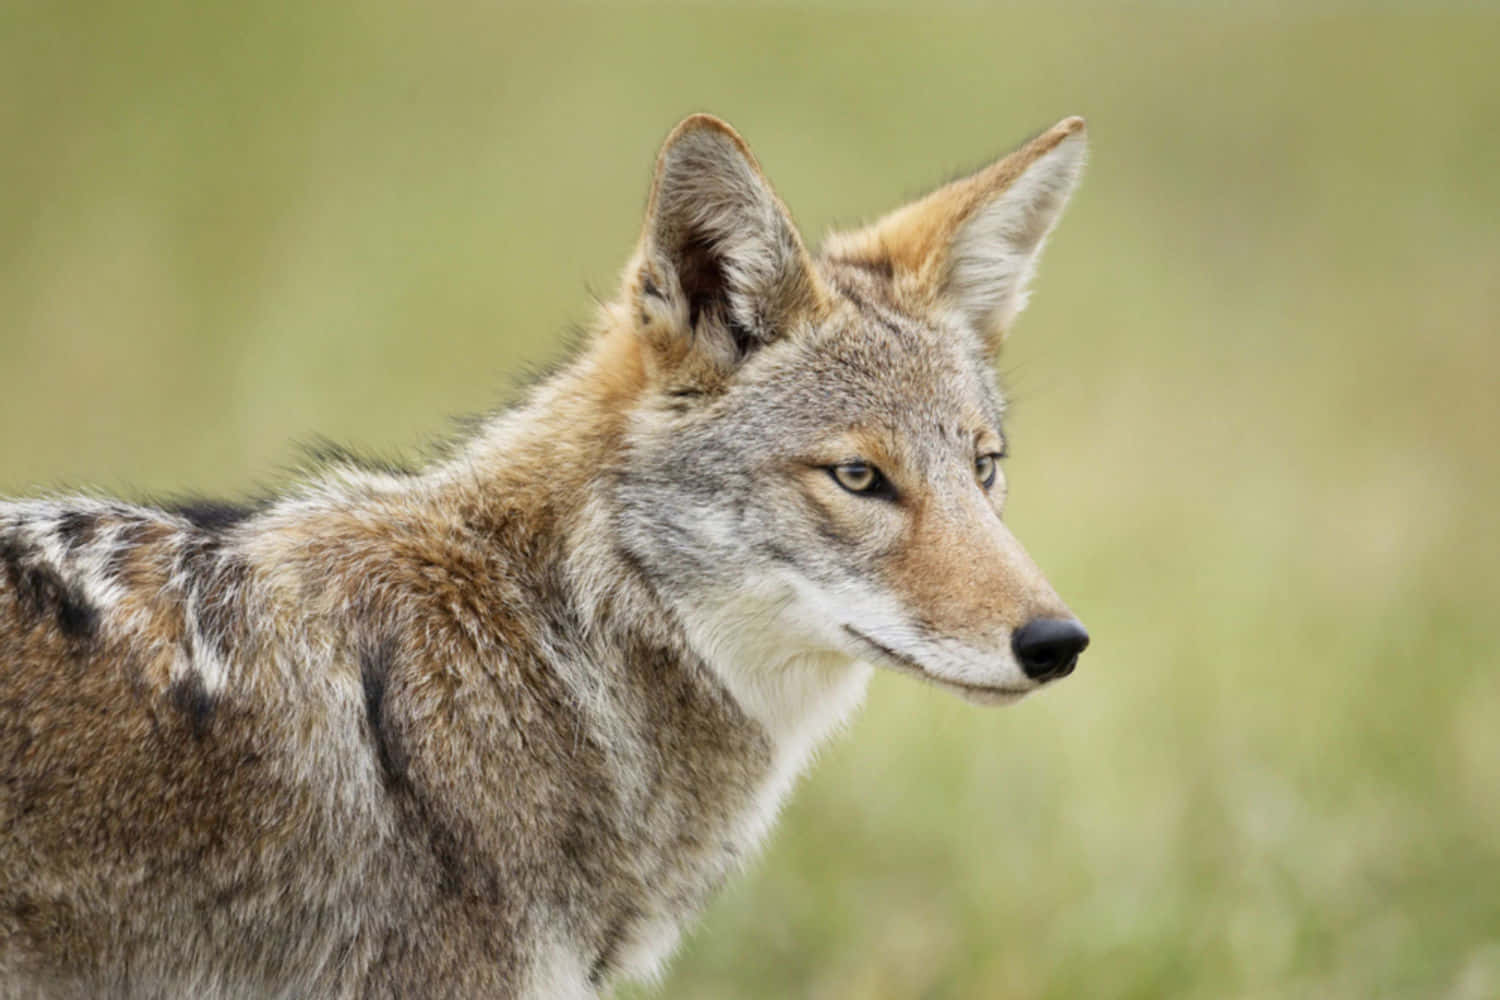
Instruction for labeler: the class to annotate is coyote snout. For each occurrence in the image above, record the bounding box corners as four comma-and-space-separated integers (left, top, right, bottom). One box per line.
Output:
819, 466, 1088, 702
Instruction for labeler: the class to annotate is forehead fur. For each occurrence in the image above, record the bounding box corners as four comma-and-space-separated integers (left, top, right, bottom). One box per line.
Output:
733, 276, 1006, 447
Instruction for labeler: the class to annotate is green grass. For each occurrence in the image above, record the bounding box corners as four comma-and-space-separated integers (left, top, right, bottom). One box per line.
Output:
3, 2, 1497, 996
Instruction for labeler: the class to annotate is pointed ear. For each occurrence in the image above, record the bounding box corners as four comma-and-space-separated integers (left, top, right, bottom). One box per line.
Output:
824, 117, 1086, 349
630, 115, 826, 377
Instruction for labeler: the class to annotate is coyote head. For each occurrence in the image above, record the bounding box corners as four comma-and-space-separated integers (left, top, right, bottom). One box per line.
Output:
613, 115, 1088, 712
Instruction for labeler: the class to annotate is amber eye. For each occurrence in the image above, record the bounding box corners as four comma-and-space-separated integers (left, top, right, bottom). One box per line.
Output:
975, 453, 999, 489
830, 461, 890, 498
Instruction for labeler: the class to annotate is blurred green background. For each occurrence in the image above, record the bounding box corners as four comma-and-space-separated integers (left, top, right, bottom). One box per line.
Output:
3, 1, 1497, 997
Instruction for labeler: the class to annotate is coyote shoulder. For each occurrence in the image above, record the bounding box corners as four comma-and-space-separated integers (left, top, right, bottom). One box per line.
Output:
0, 114, 1090, 998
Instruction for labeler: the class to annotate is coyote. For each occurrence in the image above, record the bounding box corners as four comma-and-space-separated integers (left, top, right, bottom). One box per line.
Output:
0, 114, 1090, 998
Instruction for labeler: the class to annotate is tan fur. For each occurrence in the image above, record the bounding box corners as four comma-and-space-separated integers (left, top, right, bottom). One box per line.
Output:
888, 485, 1066, 636
824, 116, 1086, 348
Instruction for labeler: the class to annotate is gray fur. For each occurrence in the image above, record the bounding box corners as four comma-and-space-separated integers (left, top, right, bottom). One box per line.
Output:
0, 114, 1087, 997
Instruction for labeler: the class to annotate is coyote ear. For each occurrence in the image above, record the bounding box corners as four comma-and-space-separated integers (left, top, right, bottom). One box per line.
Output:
825, 117, 1086, 350
631, 115, 824, 375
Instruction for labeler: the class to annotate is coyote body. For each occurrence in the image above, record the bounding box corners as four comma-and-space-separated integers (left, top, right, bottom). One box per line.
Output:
0, 115, 1090, 997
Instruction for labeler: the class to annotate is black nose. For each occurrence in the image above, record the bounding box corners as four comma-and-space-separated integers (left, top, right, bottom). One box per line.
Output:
1011, 618, 1090, 681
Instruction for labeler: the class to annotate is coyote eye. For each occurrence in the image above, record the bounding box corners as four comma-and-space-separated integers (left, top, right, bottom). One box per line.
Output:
829, 461, 892, 498
975, 453, 999, 489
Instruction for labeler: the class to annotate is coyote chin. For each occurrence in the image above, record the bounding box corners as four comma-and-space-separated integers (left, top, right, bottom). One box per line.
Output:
0, 114, 1089, 998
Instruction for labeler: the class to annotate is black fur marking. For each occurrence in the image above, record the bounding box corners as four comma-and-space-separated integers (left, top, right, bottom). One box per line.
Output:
162, 499, 260, 533
177, 533, 249, 660
0, 536, 99, 641
726, 318, 756, 359
53, 588, 98, 640
642, 275, 663, 301
360, 636, 409, 787
55, 510, 98, 551
168, 669, 215, 739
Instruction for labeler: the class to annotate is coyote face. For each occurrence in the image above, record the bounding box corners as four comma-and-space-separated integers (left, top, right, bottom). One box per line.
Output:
617, 116, 1089, 712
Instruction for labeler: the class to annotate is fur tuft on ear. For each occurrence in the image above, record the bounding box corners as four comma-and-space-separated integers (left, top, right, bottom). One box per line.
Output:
633, 115, 824, 375
823, 116, 1087, 349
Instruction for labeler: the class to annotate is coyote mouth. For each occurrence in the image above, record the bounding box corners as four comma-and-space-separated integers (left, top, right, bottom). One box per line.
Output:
841, 625, 1032, 700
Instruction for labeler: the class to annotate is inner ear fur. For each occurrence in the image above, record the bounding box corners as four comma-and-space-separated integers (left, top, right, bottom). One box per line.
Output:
822, 116, 1087, 350
630, 115, 827, 378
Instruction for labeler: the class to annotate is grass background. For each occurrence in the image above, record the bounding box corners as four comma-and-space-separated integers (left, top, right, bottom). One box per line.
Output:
3, 2, 1498, 996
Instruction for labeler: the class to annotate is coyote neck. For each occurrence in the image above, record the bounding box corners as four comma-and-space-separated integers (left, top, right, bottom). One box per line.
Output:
444, 315, 646, 497
242, 314, 866, 984
432, 312, 868, 858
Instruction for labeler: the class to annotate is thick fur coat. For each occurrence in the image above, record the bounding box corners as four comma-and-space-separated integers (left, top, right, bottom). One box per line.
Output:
0, 114, 1089, 998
